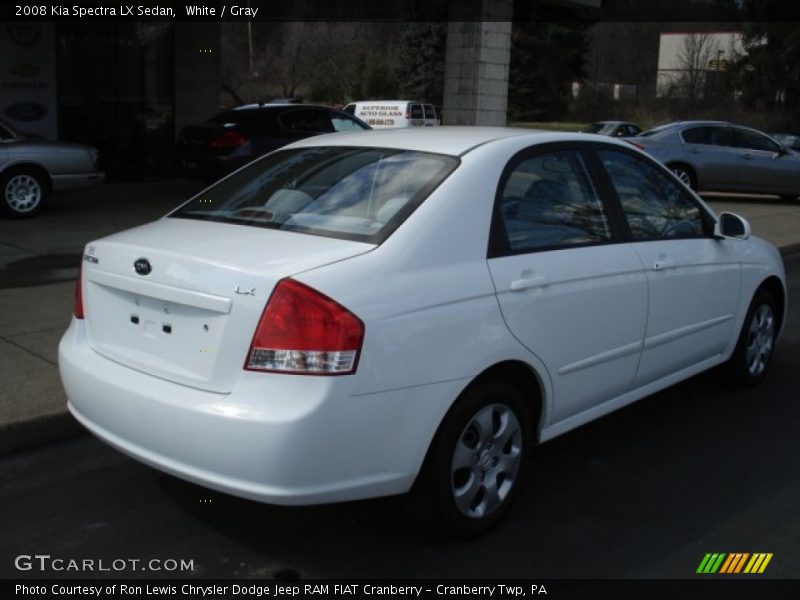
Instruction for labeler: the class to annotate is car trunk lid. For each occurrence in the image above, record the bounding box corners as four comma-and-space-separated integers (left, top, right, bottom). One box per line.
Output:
81, 217, 374, 393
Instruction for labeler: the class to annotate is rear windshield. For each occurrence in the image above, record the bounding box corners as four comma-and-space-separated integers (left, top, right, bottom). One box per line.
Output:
170, 146, 459, 244
207, 108, 277, 127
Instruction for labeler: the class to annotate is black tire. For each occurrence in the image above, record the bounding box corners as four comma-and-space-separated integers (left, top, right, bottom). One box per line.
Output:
724, 289, 778, 388
667, 163, 697, 190
409, 379, 533, 538
1, 168, 48, 218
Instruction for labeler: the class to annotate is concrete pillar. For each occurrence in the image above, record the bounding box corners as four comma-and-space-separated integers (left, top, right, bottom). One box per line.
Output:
174, 22, 220, 137
442, 0, 513, 126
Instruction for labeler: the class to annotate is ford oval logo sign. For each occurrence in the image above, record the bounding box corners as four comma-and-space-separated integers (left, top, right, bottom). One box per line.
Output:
134, 258, 152, 276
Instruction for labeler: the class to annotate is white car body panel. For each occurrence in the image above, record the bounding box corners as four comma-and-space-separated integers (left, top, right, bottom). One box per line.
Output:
59, 128, 788, 505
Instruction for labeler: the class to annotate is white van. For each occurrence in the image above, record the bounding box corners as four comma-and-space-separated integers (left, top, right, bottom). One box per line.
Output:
343, 100, 439, 128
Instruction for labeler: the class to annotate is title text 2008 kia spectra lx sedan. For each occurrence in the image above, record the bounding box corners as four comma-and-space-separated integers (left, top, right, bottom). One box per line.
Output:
59, 127, 787, 536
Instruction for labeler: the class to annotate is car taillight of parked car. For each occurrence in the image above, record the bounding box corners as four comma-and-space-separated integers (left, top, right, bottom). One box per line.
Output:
209, 131, 248, 149
245, 278, 364, 375
626, 141, 646, 151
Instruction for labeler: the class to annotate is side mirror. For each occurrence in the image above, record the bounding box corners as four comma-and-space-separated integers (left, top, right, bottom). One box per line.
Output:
714, 212, 751, 240
775, 145, 789, 157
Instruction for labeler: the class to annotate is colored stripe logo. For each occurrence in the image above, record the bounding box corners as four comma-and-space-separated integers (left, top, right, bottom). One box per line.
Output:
697, 553, 773, 574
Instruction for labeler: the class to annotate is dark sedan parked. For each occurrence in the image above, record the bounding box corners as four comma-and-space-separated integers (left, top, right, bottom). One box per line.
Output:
176, 104, 370, 183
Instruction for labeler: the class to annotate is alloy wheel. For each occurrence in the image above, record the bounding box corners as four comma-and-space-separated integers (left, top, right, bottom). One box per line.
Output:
4, 174, 42, 214
746, 304, 775, 378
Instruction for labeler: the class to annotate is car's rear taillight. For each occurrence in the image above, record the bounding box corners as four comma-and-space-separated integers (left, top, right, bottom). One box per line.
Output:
209, 131, 248, 148
245, 279, 364, 375
74, 265, 84, 319
626, 140, 646, 151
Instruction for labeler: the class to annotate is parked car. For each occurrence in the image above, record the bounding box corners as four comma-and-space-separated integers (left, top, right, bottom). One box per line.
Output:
770, 132, 800, 152
175, 104, 370, 183
61, 128, 786, 536
582, 121, 642, 137
0, 118, 103, 218
343, 100, 439, 128
629, 121, 800, 200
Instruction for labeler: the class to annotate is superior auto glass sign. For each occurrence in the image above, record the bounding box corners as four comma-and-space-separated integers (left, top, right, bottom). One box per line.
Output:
359, 105, 404, 127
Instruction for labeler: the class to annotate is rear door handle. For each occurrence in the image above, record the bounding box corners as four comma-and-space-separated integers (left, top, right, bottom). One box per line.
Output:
652, 259, 675, 271
510, 276, 548, 291
742, 153, 754, 160
687, 147, 700, 154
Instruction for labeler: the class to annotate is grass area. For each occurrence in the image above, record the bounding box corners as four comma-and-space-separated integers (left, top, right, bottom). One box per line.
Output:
508, 121, 589, 132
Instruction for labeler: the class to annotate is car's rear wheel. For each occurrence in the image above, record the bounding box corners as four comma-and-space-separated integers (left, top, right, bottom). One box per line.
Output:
725, 289, 778, 387
410, 379, 532, 538
1, 169, 48, 218
667, 163, 697, 190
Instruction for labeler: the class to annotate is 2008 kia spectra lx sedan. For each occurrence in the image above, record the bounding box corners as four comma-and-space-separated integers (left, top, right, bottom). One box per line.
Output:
59, 128, 787, 536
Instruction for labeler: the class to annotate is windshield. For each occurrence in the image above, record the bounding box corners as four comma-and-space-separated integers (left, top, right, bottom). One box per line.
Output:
170, 146, 459, 244
638, 124, 673, 137
585, 123, 614, 134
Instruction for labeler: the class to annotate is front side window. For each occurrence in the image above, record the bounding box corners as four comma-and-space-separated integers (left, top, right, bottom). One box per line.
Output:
731, 128, 780, 153
599, 150, 706, 240
495, 150, 611, 254
0, 124, 14, 140
170, 146, 459, 244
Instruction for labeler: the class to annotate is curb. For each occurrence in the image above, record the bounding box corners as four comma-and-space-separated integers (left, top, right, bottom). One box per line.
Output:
779, 242, 800, 257
0, 411, 86, 458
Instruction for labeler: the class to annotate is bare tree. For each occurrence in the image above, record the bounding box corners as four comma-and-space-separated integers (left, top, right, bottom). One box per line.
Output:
671, 32, 721, 106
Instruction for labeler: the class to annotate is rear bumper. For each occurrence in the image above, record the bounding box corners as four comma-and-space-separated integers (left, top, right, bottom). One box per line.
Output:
58, 320, 453, 505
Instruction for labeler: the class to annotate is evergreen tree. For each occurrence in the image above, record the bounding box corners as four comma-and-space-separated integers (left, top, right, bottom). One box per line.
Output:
395, 22, 447, 105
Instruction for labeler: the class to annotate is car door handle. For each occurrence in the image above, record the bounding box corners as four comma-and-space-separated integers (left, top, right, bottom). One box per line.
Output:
687, 147, 700, 154
652, 259, 675, 271
742, 153, 754, 160
510, 276, 548, 291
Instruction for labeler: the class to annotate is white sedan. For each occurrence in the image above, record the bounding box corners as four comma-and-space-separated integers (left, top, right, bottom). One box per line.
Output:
59, 128, 787, 536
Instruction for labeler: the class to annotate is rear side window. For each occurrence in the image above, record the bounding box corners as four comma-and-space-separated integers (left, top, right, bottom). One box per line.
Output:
410, 104, 424, 119
280, 109, 335, 133
599, 150, 706, 240
681, 126, 732, 146
170, 147, 459, 244
494, 150, 611, 254
343, 104, 355, 115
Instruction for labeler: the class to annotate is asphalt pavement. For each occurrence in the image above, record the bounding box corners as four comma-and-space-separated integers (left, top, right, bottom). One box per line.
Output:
1, 251, 798, 579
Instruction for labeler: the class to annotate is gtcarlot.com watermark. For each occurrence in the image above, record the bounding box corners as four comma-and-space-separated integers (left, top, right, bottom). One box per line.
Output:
14, 554, 195, 573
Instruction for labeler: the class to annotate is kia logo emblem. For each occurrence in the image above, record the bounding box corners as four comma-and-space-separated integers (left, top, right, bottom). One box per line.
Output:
134, 258, 152, 276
